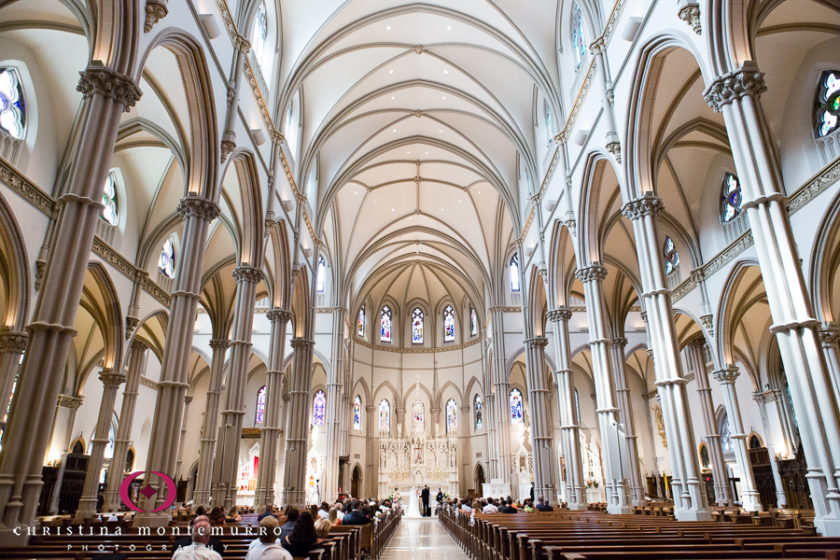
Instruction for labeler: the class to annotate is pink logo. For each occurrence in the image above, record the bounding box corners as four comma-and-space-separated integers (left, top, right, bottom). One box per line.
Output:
119, 471, 177, 513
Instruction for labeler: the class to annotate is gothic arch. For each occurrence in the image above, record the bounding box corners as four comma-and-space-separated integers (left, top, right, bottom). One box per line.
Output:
0, 190, 29, 331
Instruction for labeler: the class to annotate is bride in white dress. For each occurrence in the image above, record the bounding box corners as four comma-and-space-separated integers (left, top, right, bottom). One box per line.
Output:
405, 486, 422, 518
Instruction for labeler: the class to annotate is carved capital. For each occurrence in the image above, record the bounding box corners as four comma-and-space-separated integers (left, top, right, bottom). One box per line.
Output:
413, 45, 425, 54
678, 2, 701, 34
99, 370, 127, 388
220, 132, 236, 163
233, 265, 263, 285
699, 314, 714, 337
713, 366, 739, 384
546, 307, 573, 323
611, 337, 628, 349
589, 38, 605, 56
209, 338, 231, 351
621, 193, 663, 221
291, 338, 315, 351
57, 394, 83, 409
817, 324, 840, 347
234, 35, 251, 54
525, 337, 548, 349
184, 395, 193, 405
76, 66, 141, 111
125, 317, 140, 340
267, 308, 293, 324
144, 0, 168, 33
0, 330, 27, 353
130, 339, 147, 352
703, 61, 766, 113
575, 263, 607, 284
177, 194, 220, 222
605, 141, 621, 164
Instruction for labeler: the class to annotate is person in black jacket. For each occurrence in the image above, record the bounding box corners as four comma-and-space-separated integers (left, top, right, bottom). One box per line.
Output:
500, 499, 517, 514
529, 482, 535, 503
535, 496, 554, 512
283, 511, 318, 558
341, 500, 370, 525
420, 486, 430, 517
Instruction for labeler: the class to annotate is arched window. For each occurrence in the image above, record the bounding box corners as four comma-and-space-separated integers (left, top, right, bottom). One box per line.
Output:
719, 411, 732, 453
353, 395, 362, 431
571, 2, 587, 69
510, 388, 523, 424
815, 70, 840, 137
380, 306, 392, 343
470, 306, 478, 337
699, 443, 710, 469
412, 399, 425, 431
411, 307, 424, 344
720, 173, 743, 223
663, 236, 679, 275
0, 67, 25, 139
510, 253, 521, 292
473, 394, 483, 429
312, 390, 326, 426
250, 1, 271, 75
100, 171, 119, 225
316, 256, 326, 293
446, 399, 458, 434
443, 305, 455, 342
749, 433, 762, 449
573, 388, 581, 424
357, 305, 366, 337
378, 399, 390, 434
125, 448, 135, 472
255, 386, 266, 425
159, 236, 176, 278
544, 100, 554, 145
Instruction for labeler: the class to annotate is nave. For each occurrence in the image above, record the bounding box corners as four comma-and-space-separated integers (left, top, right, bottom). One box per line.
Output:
379, 519, 468, 560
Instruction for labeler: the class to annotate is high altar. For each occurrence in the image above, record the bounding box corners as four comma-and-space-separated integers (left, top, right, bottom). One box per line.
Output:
377, 435, 459, 499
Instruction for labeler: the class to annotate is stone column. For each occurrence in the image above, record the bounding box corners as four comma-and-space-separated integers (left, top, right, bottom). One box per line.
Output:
281, 338, 315, 506
255, 308, 291, 508
175, 395, 193, 481
575, 264, 631, 514
754, 390, 788, 507
137, 195, 219, 522
609, 337, 645, 506
622, 195, 710, 520
817, 325, 840, 409
686, 341, 731, 506
323, 308, 346, 502
365, 403, 377, 498
0, 331, 26, 426
76, 369, 127, 518
705, 62, 840, 533
713, 366, 761, 511
590, 38, 622, 164
459, 403, 471, 495
215, 265, 261, 509
524, 336, 555, 503
489, 306, 512, 487
47, 395, 84, 514
193, 338, 229, 506
0, 67, 140, 535
546, 308, 585, 509
104, 341, 146, 511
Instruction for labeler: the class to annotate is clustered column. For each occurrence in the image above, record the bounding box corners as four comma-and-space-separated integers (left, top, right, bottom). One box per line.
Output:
546, 308, 585, 509
608, 337, 645, 506
323, 308, 346, 502
488, 306, 512, 488
193, 338, 229, 506
255, 308, 291, 508
753, 390, 788, 508
524, 336, 555, 503
282, 337, 315, 506
0, 331, 26, 424
575, 264, 630, 514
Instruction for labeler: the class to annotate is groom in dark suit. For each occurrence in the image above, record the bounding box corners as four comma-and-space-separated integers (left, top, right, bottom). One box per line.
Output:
421, 485, 430, 517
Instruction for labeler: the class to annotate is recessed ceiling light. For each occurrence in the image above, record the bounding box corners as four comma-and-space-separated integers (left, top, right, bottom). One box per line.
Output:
443, 69, 449, 74
446, 25, 452, 31
373, 200, 377, 204
440, 208, 444, 211
353, 191, 358, 195
391, 208, 395, 212
390, 95, 395, 100
459, 199, 462, 203
392, 128, 397, 133
441, 96, 446, 100
386, 25, 392, 31
424, 151, 429, 154
389, 69, 394, 74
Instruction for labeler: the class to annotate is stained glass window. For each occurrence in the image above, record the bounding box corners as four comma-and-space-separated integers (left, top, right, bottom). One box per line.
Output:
720, 412, 732, 453
815, 70, 840, 137
380, 306, 392, 343
101, 171, 118, 225
510, 253, 520, 292
0, 68, 25, 139
412, 399, 424, 429
544, 101, 554, 144
379, 399, 390, 434
443, 305, 455, 342
316, 256, 326, 293
573, 388, 581, 424
313, 390, 326, 426
250, 1, 270, 73
699, 443, 710, 469
357, 305, 366, 337
353, 395, 362, 431
411, 307, 424, 344
720, 173, 742, 223
446, 399, 457, 434
663, 236, 679, 275
470, 306, 478, 337
473, 394, 483, 429
159, 236, 176, 278
510, 388, 523, 424
255, 385, 266, 425
571, 2, 586, 69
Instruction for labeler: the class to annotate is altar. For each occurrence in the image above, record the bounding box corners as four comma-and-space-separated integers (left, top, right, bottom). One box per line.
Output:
377, 435, 458, 499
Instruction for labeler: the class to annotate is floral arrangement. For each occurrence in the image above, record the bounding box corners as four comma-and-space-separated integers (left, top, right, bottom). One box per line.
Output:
585, 479, 599, 488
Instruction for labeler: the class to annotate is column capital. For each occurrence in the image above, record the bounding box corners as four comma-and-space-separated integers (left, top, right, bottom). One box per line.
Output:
267, 308, 293, 324
677, 1, 701, 34
610, 337, 628, 349
184, 395, 193, 405
713, 366, 740, 384
76, 65, 142, 111
575, 263, 607, 283
234, 35, 251, 54
129, 339, 147, 352
546, 307, 572, 322
0, 330, 27, 353
525, 336, 548, 349
291, 337, 315, 350
703, 61, 766, 113
621, 193, 663, 221
99, 370, 127, 388
177, 194, 220, 222
752, 389, 781, 404
57, 394, 84, 409
233, 265, 263, 284
209, 338, 231, 351
589, 37, 606, 56
817, 323, 840, 347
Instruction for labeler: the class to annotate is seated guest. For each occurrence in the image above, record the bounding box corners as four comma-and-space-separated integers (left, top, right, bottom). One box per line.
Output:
246, 516, 291, 559
278, 505, 299, 544
318, 502, 330, 520
228, 505, 242, 523
258, 505, 276, 521
535, 497, 554, 512
328, 507, 339, 526
460, 499, 472, 514
174, 515, 225, 557
208, 506, 226, 526
342, 500, 370, 525
522, 499, 534, 513
314, 518, 331, 540
334, 502, 345, 523
500, 499, 517, 513
482, 499, 498, 514
172, 516, 222, 560
283, 511, 319, 558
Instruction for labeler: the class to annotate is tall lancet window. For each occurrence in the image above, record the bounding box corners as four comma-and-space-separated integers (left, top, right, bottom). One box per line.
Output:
510, 388, 523, 424
470, 306, 478, 336
379, 399, 390, 434
380, 305, 392, 343
159, 236, 176, 278
255, 386, 266, 425
815, 70, 840, 137
312, 390, 326, 426
473, 394, 483, 429
720, 173, 743, 223
446, 399, 458, 434
0, 68, 25, 139
357, 305, 366, 337
411, 307, 424, 344
353, 395, 362, 431
663, 236, 679, 275
443, 305, 455, 342
100, 171, 119, 225
250, 1, 271, 75
316, 256, 326, 293
571, 2, 587, 69
510, 253, 521, 292
412, 399, 425, 432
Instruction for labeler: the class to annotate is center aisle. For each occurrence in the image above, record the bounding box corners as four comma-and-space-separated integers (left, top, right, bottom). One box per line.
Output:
379, 517, 470, 559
